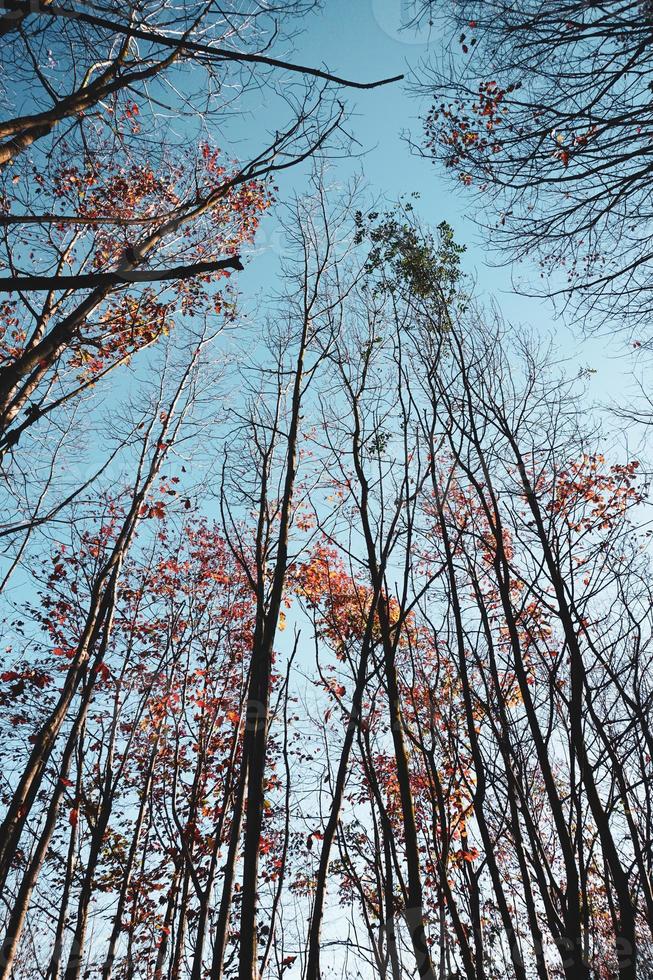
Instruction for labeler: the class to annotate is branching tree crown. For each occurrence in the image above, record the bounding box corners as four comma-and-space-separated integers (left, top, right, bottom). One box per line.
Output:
417, 0, 653, 331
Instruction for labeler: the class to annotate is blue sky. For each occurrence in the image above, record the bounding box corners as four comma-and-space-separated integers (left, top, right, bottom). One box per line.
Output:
233, 0, 640, 417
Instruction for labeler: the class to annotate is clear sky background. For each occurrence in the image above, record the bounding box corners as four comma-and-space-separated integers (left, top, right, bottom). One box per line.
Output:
232, 0, 643, 430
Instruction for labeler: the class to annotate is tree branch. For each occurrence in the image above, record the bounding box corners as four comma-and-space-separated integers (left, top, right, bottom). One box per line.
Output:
0, 256, 244, 293
0, 0, 404, 90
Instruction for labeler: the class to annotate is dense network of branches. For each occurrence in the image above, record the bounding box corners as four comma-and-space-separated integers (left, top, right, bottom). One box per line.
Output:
1, 5, 653, 980
1, 188, 652, 979
417, 0, 653, 331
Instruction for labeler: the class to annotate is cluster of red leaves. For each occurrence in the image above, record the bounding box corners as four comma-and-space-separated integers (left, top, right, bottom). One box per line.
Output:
548, 454, 642, 532
292, 544, 373, 654
70, 289, 175, 377
0, 300, 23, 364
292, 542, 407, 657
6, 135, 272, 382
425, 80, 521, 184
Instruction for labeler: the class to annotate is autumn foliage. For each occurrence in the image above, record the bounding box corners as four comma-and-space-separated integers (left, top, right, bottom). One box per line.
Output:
1, 6, 653, 980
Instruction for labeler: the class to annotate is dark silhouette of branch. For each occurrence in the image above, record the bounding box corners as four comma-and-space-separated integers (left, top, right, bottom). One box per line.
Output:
0, 0, 404, 89
0, 256, 244, 293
